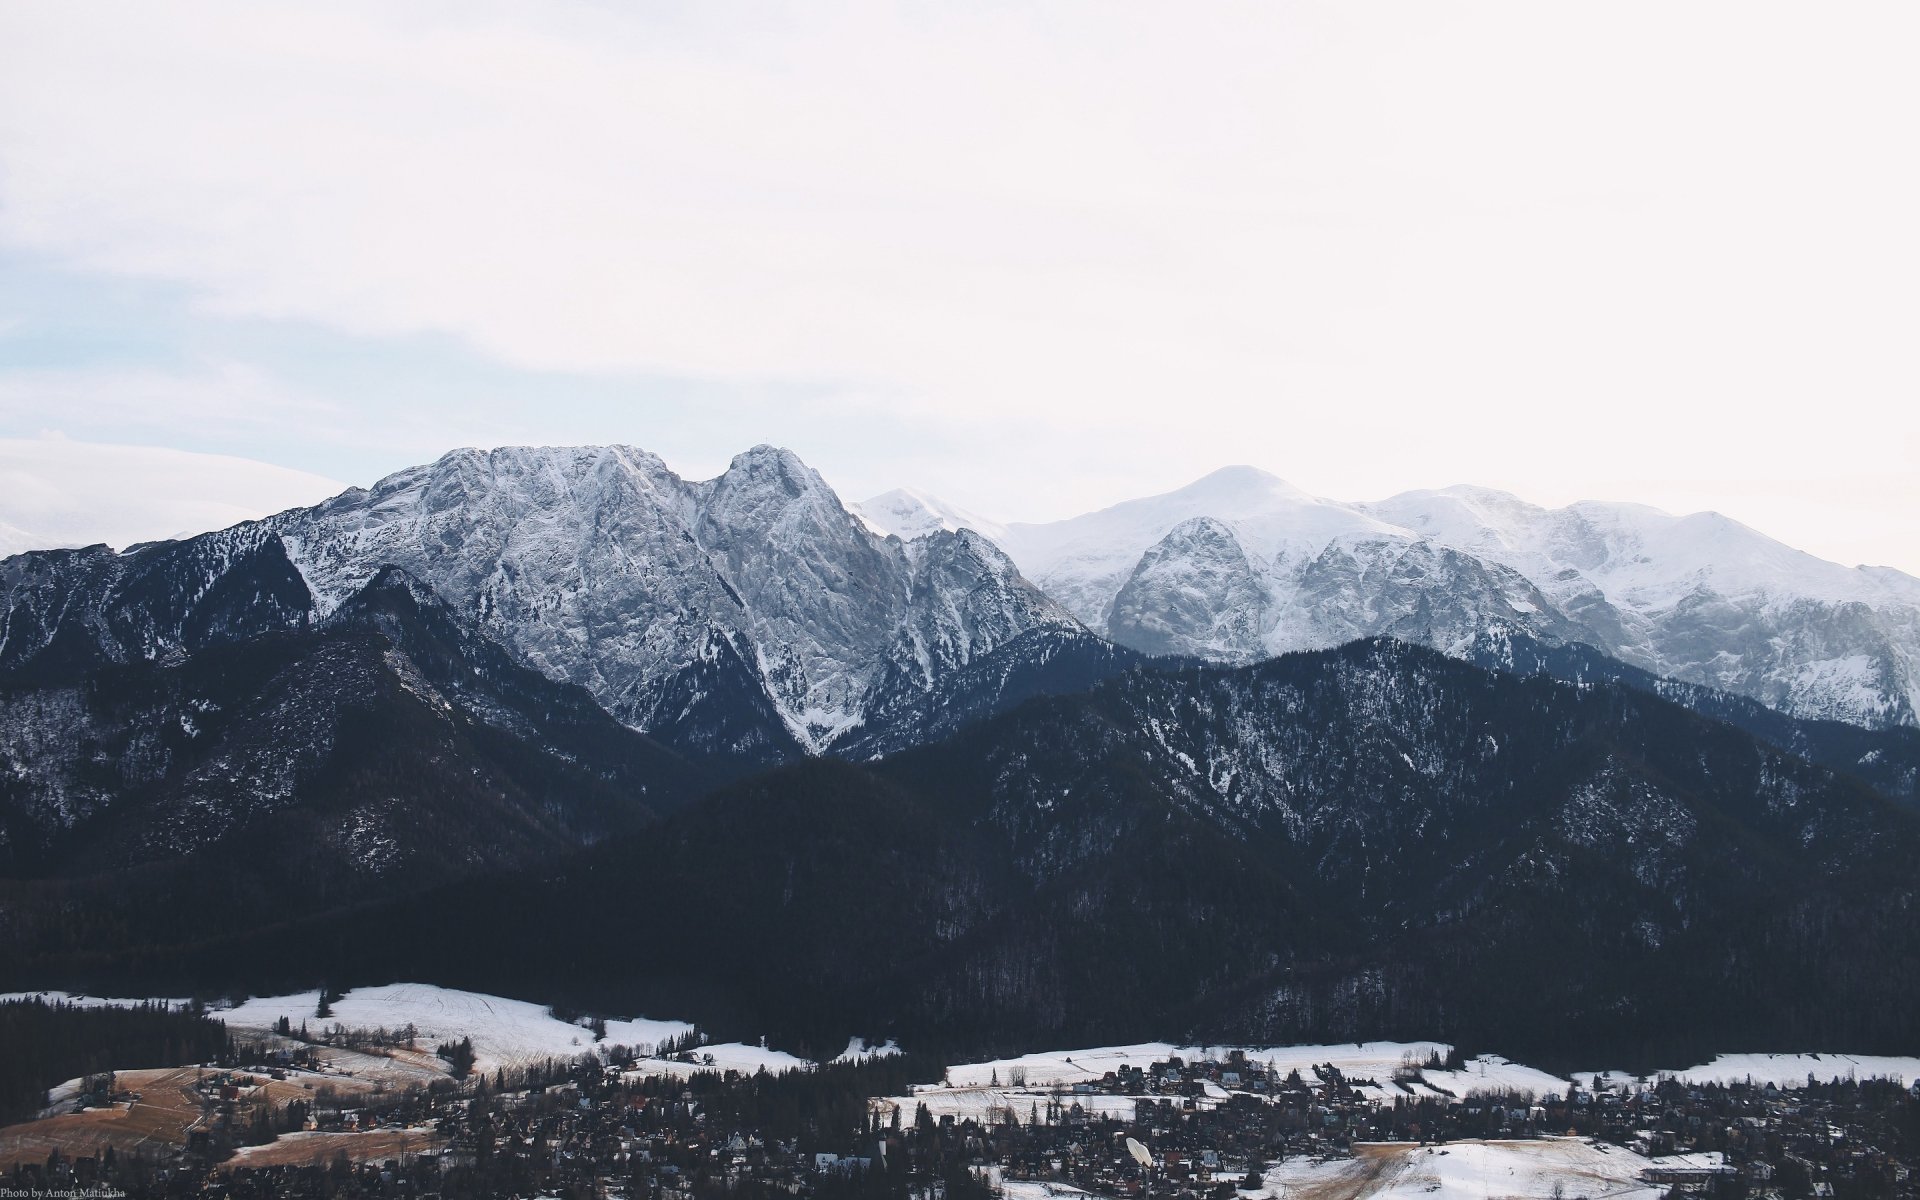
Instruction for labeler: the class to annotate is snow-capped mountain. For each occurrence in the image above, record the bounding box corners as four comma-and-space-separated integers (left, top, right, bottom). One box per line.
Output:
894, 467, 1920, 728
8, 446, 1916, 753
0, 445, 1080, 756
852, 487, 1009, 543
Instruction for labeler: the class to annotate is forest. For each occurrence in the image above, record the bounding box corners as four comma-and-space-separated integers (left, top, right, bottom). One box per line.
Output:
0, 997, 232, 1125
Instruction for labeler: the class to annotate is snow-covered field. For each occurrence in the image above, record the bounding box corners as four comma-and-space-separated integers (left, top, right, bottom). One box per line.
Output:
836, 1038, 903, 1064
997, 1180, 1095, 1200
621, 1041, 813, 1081
215, 983, 695, 1073
1584, 1052, 1920, 1090
941, 1041, 1447, 1093
1254, 1139, 1722, 1200
896, 1042, 1566, 1118
15, 982, 1919, 1098
1419, 1056, 1575, 1099
882, 1037, 1920, 1128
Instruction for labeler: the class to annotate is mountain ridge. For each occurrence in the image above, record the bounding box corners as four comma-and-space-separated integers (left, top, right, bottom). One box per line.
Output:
5, 443, 1917, 773
0, 444, 1085, 762
867, 468, 1920, 728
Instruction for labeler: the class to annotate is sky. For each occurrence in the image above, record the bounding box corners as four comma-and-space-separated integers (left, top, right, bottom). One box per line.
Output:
0, 1, 1915, 571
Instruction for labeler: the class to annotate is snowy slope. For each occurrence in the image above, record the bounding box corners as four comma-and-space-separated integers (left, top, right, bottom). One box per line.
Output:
853, 488, 1010, 543
1584, 1051, 1920, 1089
220, 983, 696, 1072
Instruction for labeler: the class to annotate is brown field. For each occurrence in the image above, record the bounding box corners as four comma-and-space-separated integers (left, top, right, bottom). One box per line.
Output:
221, 1128, 445, 1170
0, 1066, 212, 1169
0, 1062, 395, 1170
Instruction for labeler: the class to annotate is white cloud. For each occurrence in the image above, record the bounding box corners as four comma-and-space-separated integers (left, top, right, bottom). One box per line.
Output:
0, 361, 343, 443
0, 1, 1915, 568
0, 437, 346, 554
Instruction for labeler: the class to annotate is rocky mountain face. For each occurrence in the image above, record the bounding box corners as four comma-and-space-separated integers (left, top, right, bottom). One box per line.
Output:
0, 445, 1082, 762
869, 469, 1920, 729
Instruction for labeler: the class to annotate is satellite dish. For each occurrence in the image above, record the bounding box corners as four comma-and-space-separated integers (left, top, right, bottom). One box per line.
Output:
1126, 1137, 1153, 1169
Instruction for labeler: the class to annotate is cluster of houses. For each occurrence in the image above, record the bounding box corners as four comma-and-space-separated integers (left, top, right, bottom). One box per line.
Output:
965, 1053, 1916, 1200
9, 1041, 1920, 1199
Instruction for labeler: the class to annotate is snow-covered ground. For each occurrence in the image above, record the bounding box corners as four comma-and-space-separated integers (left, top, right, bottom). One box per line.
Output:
884, 1041, 1545, 1121
17, 982, 1918, 1099
1582, 1052, 1920, 1090
1419, 1055, 1574, 1099
1253, 1139, 1722, 1200
835, 1038, 903, 1064
884, 1038, 1920, 1128
941, 1041, 1448, 1092
905, 1041, 1557, 1113
6, 982, 811, 1081
623, 1041, 813, 1081
218, 983, 695, 1073
996, 1180, 1095, 1200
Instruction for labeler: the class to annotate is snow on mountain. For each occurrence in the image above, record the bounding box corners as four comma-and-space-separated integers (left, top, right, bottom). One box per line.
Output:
1360, 485, 1917, 610
5, 446, 1915, 741
994, 466, 1404, 630
0, 444, 1080, 756
969, 468, 1920, 728
269, 446, 1082, 749
1106, 517, 1266, 659
852, 487, 1009, 543
975, 467, 1597, 668
1360, 486, 1920, 726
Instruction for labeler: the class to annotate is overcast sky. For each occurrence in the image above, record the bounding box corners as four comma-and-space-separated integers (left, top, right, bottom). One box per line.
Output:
1, 1, 1915, 570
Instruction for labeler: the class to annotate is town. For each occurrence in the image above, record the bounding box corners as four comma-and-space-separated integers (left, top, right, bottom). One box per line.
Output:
4, 1013, 1918, 1200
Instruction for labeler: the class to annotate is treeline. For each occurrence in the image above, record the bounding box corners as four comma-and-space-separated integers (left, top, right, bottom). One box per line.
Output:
673, 1052, 949, 1151
0, 997, 231, 1125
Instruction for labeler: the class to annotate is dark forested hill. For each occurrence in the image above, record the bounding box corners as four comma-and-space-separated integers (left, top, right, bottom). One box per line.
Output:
16, 639, 1916, 1072
1466, 628, 1920, 806
0, 567, 714, 961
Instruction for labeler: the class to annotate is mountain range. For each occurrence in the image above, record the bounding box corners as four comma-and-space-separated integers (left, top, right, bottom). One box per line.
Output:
2, 443, 1918, 1064
859, 467, 1920, 730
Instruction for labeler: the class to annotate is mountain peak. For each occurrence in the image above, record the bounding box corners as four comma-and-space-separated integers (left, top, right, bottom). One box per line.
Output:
1172, 464, 1312, 504
852, 488, 1008, 543
725, 443, 809, 474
